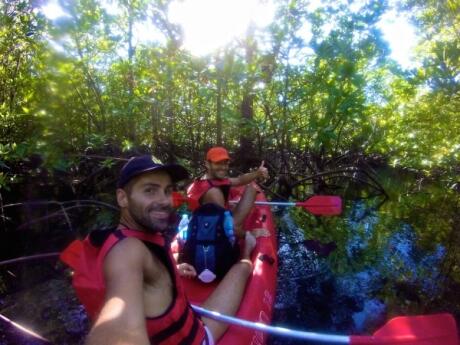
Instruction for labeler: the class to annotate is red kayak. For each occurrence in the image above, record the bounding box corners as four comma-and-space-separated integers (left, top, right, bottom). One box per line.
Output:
172, 184, 278, 345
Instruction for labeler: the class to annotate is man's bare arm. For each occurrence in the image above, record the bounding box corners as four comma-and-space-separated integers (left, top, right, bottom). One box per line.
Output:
85, 238, 149, 345
229, 161, 268, 186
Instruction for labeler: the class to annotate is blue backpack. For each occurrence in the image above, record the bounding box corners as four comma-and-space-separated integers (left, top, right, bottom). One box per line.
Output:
179, 203, 240, 282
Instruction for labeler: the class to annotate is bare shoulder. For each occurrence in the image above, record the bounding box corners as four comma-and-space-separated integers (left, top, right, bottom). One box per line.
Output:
104, 237, 149, 276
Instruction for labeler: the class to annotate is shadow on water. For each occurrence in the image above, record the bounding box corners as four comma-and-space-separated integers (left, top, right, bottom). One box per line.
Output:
267, 200, 447, 345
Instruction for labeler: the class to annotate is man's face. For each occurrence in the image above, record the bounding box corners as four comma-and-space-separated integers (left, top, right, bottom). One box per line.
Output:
206, 160, 230, 179
122, 171, 175, 233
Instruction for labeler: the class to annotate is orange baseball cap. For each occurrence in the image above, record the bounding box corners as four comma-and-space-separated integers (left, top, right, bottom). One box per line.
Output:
206, 147, 230, 162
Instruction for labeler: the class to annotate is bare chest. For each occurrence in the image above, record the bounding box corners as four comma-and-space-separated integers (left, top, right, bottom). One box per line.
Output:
143, 251, 175, 318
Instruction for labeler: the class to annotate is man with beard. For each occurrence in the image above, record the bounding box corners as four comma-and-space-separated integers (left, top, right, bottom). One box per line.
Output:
187, 146, 269, 238
85, 155, 256, 345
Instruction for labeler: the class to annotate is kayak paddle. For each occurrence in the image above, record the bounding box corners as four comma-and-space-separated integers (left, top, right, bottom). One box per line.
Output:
233, 195, 343, 216
193, 305, 459, 345
350, 312, 459, 344
172, 192, 342, 216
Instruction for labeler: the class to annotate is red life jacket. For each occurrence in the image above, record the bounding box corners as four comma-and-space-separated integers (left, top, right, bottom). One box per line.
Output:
60, 228, 207, 345
187, 178, 232, 211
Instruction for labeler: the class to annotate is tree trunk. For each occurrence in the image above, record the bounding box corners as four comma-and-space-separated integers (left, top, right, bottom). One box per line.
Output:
216, 77, 223, 145
236, 93, 256, 170
127, 1, 136, 143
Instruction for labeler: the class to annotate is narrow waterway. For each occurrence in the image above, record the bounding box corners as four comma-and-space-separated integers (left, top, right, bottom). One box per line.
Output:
268, 202, 446, 344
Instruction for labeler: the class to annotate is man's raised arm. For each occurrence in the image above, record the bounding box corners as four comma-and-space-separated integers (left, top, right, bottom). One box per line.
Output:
229, 161, 269, 186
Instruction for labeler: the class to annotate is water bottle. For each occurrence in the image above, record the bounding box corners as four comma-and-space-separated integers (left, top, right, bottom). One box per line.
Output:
223, 211, 235, 245
178, 214, 189, 241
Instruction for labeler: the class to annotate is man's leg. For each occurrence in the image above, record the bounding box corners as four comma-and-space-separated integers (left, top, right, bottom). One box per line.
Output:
201, 232, 256, 341
232, 184, 257, 237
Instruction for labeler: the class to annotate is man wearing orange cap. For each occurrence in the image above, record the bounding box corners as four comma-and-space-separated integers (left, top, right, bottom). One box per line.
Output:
187, 146, 269, 238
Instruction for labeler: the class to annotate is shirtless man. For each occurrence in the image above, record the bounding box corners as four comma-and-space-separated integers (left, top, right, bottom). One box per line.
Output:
85, 155, 256, 345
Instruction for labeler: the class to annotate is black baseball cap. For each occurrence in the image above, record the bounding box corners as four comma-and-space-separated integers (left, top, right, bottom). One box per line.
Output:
117, 155, 189, 188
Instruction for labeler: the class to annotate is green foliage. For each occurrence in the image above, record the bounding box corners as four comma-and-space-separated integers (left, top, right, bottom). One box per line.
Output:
0, 0, 456, 176
374, 0, 460, 186
0, 1, 47, 147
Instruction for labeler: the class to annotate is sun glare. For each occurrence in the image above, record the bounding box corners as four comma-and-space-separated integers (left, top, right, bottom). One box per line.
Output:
169, 0, 275, 56
39, 0, 418, 67
378, 9, 419, 69
41, 0, 70, 20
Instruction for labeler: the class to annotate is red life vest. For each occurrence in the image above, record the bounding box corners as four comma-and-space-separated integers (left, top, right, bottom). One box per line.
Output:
60, 228, 207, 345
187, 178, 232, 211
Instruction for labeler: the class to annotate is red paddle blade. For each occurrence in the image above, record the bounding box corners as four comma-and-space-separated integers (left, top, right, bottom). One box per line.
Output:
172, 191, 187, 208
172, 192, 200, 210
297, 196, 342, 216
350, 313, 459, 345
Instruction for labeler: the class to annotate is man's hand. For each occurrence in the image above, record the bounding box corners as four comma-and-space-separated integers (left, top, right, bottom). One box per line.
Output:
230, 160, 269, 186
256, 161, 269, 180
177, 263, 197, 278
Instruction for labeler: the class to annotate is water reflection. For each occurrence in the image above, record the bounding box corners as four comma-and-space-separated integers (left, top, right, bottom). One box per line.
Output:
269, 201, 446, 344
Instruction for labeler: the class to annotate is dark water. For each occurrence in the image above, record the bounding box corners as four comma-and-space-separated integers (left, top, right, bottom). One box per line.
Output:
268, 202, 446, 344
0, 276, 88, 345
